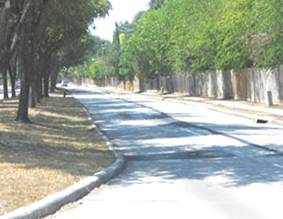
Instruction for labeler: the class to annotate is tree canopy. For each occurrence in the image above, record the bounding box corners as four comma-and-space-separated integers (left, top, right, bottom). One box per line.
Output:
0, 0, 111, 122
84, 0, 283, 85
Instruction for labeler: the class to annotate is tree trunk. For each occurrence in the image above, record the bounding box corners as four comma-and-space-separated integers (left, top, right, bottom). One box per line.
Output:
16, 47, 32, 122
16, 72, 30, 123
2, 71, 9, 99
30, 70, 42, 107
8, 63, 16, 98
35, 56, 44, 103
138, 75, 145, 92
156, 76, 161, 91
43, 72, 49, 98
42, 54, 52, 98
192, 74, 197, 96
29, 82, 36, 108
37, 76, 43, 102
50, 70, 58, 93
16, 12, 33, 123
15, 0, 48, 122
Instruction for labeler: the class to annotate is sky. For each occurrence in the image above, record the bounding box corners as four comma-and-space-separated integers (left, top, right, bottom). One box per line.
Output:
91, 0, 150, 41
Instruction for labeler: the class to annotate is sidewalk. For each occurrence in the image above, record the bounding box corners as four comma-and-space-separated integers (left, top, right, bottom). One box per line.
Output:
143, 90, 283, 126
102, 86, 283, 126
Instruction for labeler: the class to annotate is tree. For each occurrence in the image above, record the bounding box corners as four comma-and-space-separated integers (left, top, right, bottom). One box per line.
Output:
0, 0, 32, 99
248, 0, 283, 67
149, 0, 165, 9
0, 0, 111, 122
81, 0, 283, 90
16, 0, 49, 122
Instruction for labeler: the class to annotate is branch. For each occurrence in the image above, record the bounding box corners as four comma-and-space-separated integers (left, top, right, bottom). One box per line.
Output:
9, 0, 32, 53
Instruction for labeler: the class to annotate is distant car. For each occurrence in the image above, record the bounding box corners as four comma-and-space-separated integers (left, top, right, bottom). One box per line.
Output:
15, 80, 21, 89
61, 80, 69, 87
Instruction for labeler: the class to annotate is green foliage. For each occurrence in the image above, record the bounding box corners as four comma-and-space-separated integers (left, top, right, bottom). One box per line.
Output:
88, 56, 114, 80
40, 0, 111, 80
80, 0, 283, 84
149, 0, 165, 9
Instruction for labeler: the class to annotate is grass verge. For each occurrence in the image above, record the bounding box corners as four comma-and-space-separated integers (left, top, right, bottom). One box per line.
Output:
0, 93, 115, 215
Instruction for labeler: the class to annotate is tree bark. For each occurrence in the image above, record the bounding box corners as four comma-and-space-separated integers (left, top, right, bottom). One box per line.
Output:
43, 73, 49, 97
2, 70, 9, 99
37, 75, 43, 102
29, 81, 36, 108
16, 5, 33, 123
156, 76, 161, 91
43, 55, 51, 97
16, 68, 31, 123
50, 70, 58, 93
15, 0, 49, 122
8, 62, 16, 98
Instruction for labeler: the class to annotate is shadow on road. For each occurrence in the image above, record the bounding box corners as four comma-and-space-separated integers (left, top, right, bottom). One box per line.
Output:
73, 89, 283, 187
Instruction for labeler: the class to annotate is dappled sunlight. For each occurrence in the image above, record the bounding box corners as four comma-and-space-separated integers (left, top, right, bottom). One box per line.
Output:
0, 94, 114, 214
78, 90, 283, 188
0, 162, 78, 215
117, 118, 172, 127
31, 110, 84, 122
111, 155, 283, 188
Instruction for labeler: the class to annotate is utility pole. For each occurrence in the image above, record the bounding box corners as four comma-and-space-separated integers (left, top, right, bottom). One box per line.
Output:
115, 22, 121, 52
115, 22, 123, 86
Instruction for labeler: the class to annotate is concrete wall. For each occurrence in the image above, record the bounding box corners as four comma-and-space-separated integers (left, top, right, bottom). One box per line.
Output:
143, 70, 234, 99
250, 67, 282, 104
142, 66, 283, 105
96, 66, 283, 105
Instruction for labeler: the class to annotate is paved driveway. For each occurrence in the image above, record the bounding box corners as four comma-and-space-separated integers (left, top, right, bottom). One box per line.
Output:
53, 88, 283, 219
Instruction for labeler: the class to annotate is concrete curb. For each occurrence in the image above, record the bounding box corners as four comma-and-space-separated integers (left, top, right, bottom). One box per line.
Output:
1, 91, 126, 219
138, 92, 283, 126
165, 97, 283, 126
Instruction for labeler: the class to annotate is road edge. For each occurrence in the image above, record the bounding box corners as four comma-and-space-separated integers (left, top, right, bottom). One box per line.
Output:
1, 91, 126, 219
102, 87, 283, 126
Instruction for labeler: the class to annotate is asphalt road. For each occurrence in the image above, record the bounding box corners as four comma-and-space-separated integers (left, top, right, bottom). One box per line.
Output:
53, 87, 283, 219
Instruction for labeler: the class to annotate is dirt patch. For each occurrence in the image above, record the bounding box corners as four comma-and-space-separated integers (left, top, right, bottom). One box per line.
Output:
0, 93, 115, 215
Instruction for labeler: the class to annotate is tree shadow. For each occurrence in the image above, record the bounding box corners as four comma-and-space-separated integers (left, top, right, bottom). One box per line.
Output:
73, 89, 283, 187
0, 92, 114, 177
111, 145, 283, 188
0, 139, 113, 177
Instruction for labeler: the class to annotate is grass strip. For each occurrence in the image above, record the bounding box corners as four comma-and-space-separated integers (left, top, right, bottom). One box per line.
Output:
0, 93, 115, 215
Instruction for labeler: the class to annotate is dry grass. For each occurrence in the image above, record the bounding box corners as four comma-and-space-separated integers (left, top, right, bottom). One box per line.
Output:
0, 93, 115, 215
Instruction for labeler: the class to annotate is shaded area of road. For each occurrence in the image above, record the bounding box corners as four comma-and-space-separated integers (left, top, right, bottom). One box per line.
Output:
53, 88, 283, 219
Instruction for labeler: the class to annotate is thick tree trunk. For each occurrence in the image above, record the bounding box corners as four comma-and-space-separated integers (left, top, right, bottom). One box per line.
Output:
16, 72, 30, 123
16, 14, 33, 123
2, 71, 9, 99
29, 82, 36, 108
17, 46, 32, 122
15, 0, 48, 122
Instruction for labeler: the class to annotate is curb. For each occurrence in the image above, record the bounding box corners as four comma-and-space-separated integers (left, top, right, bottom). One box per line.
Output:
164, 97, 283, 126
1, 91, 126, 219
138, 92, 283, 126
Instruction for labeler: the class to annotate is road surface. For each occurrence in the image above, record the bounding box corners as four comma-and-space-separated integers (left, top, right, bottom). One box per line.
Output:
53, 87, 283, 219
